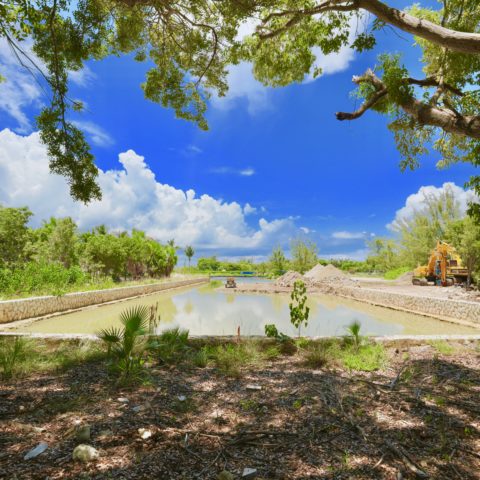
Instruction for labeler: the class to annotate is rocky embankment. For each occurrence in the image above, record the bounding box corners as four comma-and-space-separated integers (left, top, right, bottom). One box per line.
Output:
233, 265, 480, 327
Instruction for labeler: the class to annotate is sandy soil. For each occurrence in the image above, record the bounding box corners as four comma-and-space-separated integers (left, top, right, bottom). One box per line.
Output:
353, 278, 480, 303
230, 275, 480, 304
1, 340, 479, 479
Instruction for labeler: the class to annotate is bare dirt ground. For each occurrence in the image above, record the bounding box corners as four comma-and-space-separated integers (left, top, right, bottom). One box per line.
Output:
229, 280, 480, 304
1, 340, 479, 479
352, 277, 480, 303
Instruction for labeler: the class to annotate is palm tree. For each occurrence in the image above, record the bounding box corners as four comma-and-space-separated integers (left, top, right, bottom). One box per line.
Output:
184, 245, 195, 267
345, 320, 362, 350
98, 305, 150, 378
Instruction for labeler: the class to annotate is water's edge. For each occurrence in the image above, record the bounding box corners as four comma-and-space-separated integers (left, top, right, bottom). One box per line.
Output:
0, 277, 209, 326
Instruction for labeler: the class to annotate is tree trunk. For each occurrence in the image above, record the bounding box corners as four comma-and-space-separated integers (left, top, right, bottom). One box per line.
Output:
359, 0, 480, 54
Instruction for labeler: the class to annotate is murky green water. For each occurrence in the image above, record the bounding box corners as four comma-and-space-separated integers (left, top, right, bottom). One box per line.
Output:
5, 279, 479, 336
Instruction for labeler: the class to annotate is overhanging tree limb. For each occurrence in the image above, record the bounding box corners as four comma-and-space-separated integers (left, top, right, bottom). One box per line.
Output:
258, 0, 480, 54
336, 70, 480, 138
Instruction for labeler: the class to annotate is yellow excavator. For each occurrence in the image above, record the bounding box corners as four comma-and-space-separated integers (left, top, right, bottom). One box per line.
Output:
412, 241, 469, 286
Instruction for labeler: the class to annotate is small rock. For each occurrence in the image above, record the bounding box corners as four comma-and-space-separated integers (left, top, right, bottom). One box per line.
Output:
242, 468, 257, 478
24, 442, 48, 460
72, 444, 100, 463
132, 405, 144, 413
138, 428, 152, 440
177, 395, 187, 402
217, 471, 235, 480
75, 425, 91, 442
117, 397, 129, 403
246, 385, 262, 391
98, 429, 113, 438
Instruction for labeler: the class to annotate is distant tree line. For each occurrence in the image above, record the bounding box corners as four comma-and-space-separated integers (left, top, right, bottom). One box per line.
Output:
0, 205, 178, 297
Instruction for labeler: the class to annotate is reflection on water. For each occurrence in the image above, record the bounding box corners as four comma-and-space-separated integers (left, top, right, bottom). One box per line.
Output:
7, 282, 479, 336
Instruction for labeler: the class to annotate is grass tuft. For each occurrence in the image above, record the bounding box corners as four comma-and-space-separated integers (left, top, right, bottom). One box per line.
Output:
429, 340, 455, 356
341, 343, 386, 371
149, 328, 190, 364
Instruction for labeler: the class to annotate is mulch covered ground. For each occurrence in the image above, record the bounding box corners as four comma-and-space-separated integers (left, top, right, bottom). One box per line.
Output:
1, 340, 479, 479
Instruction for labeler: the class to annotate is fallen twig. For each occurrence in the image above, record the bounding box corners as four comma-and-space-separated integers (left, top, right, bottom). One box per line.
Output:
385, 441, 429, 478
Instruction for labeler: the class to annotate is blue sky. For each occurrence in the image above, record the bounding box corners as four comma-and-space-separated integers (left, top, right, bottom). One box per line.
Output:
0, 2, 477, 262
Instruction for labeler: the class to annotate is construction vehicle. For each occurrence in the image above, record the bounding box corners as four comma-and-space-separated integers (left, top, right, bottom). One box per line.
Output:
412, 241, 469, 286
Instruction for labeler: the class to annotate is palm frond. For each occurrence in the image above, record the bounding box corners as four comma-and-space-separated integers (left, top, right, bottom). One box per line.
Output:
120, 305, 150, 336
97, 327, 122, 344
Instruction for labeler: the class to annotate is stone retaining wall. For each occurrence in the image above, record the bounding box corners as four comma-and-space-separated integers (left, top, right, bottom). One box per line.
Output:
323, 285, 480, 326
0, 278, 208, 324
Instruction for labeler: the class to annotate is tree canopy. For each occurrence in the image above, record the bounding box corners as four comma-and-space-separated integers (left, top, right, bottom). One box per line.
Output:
0, 205, 178, 297
2, 0, 480, 207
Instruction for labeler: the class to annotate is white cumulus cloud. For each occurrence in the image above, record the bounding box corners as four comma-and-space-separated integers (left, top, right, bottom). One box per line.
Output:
388, 182, 478, 231
332, 231, 367, 240
0, 129, 297, 254
0, 38, 44, 132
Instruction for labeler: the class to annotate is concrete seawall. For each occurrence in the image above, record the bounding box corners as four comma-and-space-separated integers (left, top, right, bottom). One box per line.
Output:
325, 285, 480, 327
0, 278, 209, 324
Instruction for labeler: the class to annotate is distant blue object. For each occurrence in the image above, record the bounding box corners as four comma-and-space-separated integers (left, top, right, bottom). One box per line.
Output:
241, 272, 255, 275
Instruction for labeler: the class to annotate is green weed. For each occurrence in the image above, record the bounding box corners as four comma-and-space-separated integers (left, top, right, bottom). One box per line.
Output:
301, 342, 333, 368
208, 341, 264, 377
190, 347, 208, 368
149, 327, 190, 364
341, 343, 386, 371
429, 340, 455, 355
0, 336, 29, 379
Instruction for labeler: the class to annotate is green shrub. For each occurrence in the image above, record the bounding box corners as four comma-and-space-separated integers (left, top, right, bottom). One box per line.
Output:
0, 262, 88, 298
384, 266, 411, 280
264, 324, 290, 341
149, 327, 190, 364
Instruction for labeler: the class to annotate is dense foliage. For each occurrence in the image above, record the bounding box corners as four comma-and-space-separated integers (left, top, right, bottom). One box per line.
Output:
0, 205, 177, 297
1, 0, 480, 209
194, 256, 256, 273
366, 187, 480, 283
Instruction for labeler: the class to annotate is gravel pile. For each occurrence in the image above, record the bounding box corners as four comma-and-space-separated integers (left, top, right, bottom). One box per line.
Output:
304, 264, 324, 281
304, 264, 356, 287
274, 271, 307, 287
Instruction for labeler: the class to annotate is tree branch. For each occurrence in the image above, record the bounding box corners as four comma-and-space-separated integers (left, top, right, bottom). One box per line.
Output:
258, 0, 480, 54
338, 70, 480, 138
336, 88, 387, 120
407, 77, 463, 97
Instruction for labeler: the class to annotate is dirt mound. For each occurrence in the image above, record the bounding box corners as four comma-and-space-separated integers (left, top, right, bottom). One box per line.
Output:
306, 264, 355, 286
304, 264, 324, 280
274, 270, 307, 287
396, 271, 413, 284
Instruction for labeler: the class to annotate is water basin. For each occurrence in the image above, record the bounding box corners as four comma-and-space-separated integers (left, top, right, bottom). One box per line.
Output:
5, 279, 479, 337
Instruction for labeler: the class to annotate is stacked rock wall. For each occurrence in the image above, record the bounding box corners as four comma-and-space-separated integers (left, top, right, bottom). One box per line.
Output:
0, 278, 208, 324
326, 285, 480, 326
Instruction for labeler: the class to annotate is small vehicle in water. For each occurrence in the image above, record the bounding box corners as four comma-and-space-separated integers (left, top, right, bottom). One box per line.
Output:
225, 277, 237, 288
